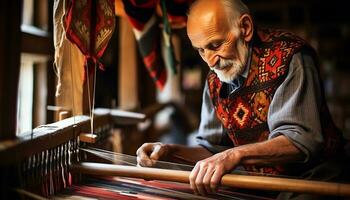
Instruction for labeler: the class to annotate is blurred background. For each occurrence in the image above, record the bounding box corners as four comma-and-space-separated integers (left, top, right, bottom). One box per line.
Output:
2, 0, 349, 154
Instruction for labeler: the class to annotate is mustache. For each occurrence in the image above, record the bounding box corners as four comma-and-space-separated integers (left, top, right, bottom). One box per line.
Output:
212, 58, 234, 70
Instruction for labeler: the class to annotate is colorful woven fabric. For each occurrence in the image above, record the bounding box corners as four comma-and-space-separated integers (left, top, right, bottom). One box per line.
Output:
65, 0, 116, 76
122, 0, 191, 90
56, 176, 272, 199
208, 28, 344, 174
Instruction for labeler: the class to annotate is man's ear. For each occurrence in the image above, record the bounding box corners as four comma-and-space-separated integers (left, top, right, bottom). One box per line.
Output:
239, 14, 254, 42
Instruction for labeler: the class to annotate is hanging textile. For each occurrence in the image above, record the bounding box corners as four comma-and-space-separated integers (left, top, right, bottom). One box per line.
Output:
54, 41, 85, 116
160, 0, 176, 74
164, 0, 190, 24
65, 0, 116, 77
54, 0, 116, 115
122, 0, 167, 90
161, 0, 193, 75
54, 0, 84, 115
121, 0, 191, 90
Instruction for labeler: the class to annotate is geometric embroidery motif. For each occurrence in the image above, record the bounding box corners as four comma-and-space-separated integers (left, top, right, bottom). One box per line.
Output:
207, 28, 317, 175
269, 55, 278, 66
233, 102, 249, 126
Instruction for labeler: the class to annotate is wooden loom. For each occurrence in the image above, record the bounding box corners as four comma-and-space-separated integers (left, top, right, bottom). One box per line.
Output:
1, 108, 350, 199
0, 108, 146, 199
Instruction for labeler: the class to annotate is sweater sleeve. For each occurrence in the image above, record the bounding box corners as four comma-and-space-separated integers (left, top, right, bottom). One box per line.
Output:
268, 51, 324, 162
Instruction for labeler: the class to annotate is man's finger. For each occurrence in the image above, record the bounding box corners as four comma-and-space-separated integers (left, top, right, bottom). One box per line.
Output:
195, 163, 208, 196
136, 144, 154, 167
149, 143, 163, 160
210, 167, 223, 193
137, 151, 153, 166
189, 163, 200, 195
203, 165, 215, 194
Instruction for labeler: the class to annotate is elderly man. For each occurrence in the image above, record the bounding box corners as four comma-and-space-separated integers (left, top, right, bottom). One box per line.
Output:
136, 0, 347, 198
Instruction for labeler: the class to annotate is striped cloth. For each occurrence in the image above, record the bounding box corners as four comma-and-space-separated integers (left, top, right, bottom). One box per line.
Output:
122, 0, 192, 90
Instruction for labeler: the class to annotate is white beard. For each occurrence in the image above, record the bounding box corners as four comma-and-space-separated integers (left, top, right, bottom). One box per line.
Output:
212, 37, 249, 83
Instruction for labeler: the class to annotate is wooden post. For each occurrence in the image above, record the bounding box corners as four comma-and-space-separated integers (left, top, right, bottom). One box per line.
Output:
0, 1, 22, 139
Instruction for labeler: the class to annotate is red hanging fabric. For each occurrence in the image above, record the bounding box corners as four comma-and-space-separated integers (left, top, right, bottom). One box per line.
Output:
65, 0, 116, 78
121, 0, 192, 90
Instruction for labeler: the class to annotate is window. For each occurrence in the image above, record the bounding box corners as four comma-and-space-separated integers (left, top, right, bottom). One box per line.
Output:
16, 0, 53, 135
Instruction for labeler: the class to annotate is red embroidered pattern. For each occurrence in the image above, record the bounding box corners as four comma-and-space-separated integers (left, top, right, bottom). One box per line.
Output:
65, 0, 116, 77
208, 29, 305, 174
208, 28, 345, 175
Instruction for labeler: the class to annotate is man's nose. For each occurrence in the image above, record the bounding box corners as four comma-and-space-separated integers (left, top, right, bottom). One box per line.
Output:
203, 50, 218, 68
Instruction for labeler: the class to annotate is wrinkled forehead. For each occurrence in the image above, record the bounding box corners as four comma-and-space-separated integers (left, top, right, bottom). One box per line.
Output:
187, 4, 232, 45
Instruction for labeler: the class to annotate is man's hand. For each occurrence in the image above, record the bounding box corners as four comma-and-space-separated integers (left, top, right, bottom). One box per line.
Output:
136, 142, 169, 167
189, 135, 304, 196
189, 149, 240, 196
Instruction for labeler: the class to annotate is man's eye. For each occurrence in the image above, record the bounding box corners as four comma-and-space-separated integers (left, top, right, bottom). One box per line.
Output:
209, 42, 221, 50
197, 48, 204, 54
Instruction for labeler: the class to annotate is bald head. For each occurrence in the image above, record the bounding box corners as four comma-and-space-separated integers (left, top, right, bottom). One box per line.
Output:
187, 0, 229, 44
188, 0, 226, 22
188, 0, 249, 30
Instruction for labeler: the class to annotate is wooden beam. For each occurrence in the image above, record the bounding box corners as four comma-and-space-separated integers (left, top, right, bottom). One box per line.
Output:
21, 26, 53, 55
72, 162, 350, 197
0, 113, 109, 166
94, 108, 146, 125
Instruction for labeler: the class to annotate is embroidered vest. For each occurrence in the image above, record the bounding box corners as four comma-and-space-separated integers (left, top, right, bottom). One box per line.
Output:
207, 28, 345, 175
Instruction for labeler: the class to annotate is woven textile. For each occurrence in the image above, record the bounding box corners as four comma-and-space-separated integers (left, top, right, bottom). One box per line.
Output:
54, 0, 84, 115
122, 0, 191, 90
65, 0, 116, 76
